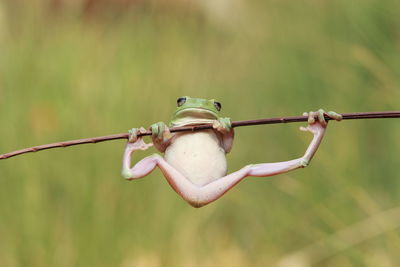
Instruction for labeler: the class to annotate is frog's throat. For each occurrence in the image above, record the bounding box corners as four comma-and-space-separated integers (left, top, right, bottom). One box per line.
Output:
171, 117, 216, 127
173, 107, 218, 120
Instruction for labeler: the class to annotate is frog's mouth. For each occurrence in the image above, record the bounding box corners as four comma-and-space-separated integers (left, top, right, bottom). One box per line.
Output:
174, 107, 218, 120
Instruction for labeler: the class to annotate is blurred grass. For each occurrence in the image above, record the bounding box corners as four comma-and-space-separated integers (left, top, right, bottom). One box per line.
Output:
0, 0, 400, 266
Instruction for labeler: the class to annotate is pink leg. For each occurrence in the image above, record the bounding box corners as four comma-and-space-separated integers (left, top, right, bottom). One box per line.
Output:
156, 159, 251, 207
248, 121, 326, 176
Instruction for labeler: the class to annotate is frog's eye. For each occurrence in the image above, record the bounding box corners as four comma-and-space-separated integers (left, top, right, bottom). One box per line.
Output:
214, 101, 222, 111
177, 97, 186, 107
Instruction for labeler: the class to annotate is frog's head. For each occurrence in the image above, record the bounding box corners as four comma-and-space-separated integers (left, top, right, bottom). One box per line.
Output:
172, 96, 222, 120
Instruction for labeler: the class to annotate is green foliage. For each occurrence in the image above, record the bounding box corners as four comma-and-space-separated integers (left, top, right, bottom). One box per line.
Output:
0, 1, 399, 266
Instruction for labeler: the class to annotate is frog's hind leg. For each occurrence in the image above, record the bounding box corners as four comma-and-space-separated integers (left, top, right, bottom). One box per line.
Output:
122, 154, 160, 180
155, 158, 251, 208
157, 157, 310, 208
121, 137, 158, 179
123, 147, 304, 208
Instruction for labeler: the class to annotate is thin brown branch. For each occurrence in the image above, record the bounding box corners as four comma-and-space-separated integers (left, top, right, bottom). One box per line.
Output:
1, 111, 399, 160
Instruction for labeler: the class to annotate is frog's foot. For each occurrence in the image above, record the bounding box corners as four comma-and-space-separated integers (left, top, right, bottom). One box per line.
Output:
212, 117, 232, 134
300, 109, 342, 135
151, 121, 172, 142
302, 109, 342, 126
127, 127, 153, 151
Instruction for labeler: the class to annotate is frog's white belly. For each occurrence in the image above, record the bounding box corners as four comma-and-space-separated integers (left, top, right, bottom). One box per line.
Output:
164, 130, 227, 186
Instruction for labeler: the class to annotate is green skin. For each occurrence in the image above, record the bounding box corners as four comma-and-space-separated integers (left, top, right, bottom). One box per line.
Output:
150, 96, 231, 143
122, 97, 342, 208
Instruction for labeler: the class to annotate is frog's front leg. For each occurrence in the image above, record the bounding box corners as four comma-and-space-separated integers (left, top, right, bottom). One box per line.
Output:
151, 121, 173, 153
213, 117, 234, 153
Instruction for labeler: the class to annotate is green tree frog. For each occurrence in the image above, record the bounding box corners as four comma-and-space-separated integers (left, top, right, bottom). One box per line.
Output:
121, 97, 342, 208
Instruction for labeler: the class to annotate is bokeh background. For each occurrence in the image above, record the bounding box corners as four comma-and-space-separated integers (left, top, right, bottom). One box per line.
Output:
0, 0, 400, 266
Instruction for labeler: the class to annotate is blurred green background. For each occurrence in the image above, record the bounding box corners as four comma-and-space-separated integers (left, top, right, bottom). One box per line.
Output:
0, 0, 399, 266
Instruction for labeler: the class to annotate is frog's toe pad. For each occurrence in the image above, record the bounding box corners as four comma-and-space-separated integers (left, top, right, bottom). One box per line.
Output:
128, 127, 147, 143
151, 122, 170, 141
128, 128, 139, 143
326, 111, 343, 121
213, 118, 232, 133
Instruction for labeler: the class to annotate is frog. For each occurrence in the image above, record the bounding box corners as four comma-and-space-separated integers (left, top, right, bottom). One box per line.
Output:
121, 96, 342, 208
